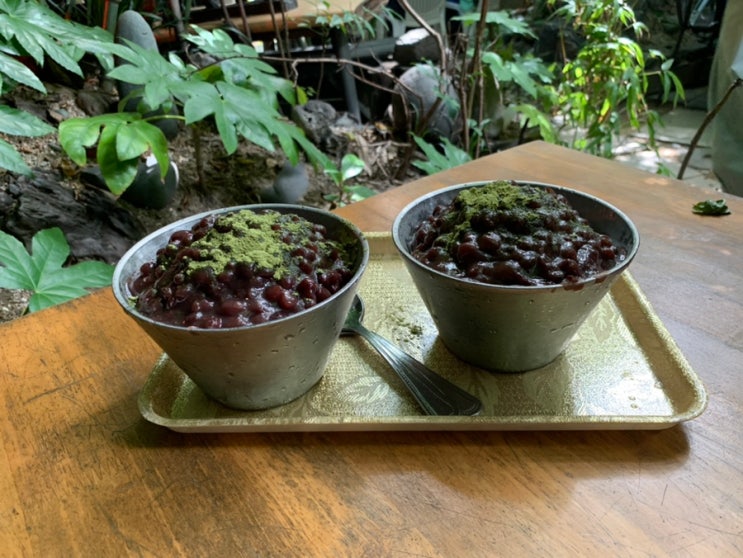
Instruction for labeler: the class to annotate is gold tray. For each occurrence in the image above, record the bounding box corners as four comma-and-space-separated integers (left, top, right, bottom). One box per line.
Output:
138, 234, 707, 432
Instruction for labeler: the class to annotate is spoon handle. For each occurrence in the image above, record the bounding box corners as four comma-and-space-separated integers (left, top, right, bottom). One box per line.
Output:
353, 324, 482, 416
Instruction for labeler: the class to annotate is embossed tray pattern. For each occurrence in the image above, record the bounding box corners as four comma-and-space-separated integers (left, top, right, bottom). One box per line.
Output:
138, 234, 707, 432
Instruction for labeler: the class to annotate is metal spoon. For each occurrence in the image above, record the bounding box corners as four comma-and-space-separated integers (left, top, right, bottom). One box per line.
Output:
341, 295, 482, 416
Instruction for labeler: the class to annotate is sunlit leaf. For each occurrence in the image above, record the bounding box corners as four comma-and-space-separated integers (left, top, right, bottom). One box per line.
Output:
0, 138, 31, 175
0, 228, 114, 313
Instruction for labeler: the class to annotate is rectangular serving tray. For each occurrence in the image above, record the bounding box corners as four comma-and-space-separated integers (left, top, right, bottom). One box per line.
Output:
138, 234, 707, 432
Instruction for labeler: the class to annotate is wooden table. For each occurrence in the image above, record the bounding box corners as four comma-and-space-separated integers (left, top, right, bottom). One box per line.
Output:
2, 142, 742, 556
196, 0, 371, 36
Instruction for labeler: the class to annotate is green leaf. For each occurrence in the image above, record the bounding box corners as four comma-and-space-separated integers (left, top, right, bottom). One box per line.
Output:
213, 100, 238, 155
412, 135, 471, 175
692, 199, 730, 216
136, 121, 170, 179
0, 105, 54, 137
216, 81, 287, 154
45, 260, 114, 290
483, 10, 536, 38
97, 123, 139, 194
107, 40, 184, 112
0, 228, 37, 289
507, 63, 540, 98
114, 119, 169, 173
412, 135, 450, 174
182, 83, 220, 123
340, 154, 365, 182
107, 64, 149, 85
144, 79, 172, 111
30, 33, 82, 77
115, 119, 151, 161
0, 227, 113, 313
515, 104, 557, 143
59, 114, 129, 165
0, 137, 31, 175
0, 0, 116, 78
344, 184, 377, 203
455, 10, 535, 38
29, 226, 69, 282
0, 51, 45, 91
286, 127, 332, 171
59, 114, 160, 191
29, 260, 114, 313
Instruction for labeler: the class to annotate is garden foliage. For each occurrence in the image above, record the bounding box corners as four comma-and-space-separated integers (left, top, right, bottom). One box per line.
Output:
59, 26, 332, 195
0, 0, 121, 175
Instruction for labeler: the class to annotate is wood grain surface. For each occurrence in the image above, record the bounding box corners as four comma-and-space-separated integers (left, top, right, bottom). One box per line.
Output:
198, 0, 369, 35
1, 142, 741, 557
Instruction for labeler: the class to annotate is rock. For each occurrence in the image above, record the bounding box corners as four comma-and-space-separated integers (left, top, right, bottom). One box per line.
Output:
393, 28, 441, 66
83, 156, 179, 210
120, 155, 180, 209
116, 9, 158, 50
0, 172, 145, 264
291, 100, 350, 154
260, 162, 309, 203
391, 64, 461, 141
291, 100, 337, 145
115, 10, 180, 140
76, 89, 116, 116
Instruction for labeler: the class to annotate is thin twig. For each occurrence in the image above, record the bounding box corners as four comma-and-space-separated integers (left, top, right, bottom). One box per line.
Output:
678, 78, 742, 179
267, 0, 290, 79
391, 0, 450, 178
395, 0, 447, 68
234, 0, 252, 43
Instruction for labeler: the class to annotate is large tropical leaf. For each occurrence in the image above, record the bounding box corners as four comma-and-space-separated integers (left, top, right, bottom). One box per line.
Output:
0, 228, 114, 313
0, 104, 54, 136
0, 0, 121, 72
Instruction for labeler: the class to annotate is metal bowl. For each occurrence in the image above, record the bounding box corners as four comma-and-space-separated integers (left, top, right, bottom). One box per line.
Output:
113, 204, 369, 410
392, 181, 639, 372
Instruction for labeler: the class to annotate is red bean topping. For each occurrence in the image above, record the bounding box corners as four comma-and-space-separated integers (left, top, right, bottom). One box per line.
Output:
477, 232, 501, 254
297, 278, 318, 299
263, 284, 284, 302
408, 182, 624, 286
316, 286, 332, 302
169, 230, 193, 245
219, 299, 247, 317
278, 290, 299, 311
128, 209, 355, 328
456, 242, 485, 268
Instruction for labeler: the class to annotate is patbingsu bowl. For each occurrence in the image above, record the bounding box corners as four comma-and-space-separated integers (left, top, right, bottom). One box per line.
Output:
392, 181, 639, 372
113, 204, 369, 410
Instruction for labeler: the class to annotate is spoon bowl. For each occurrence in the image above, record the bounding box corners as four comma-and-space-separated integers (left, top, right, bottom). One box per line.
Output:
342, 295, 481, 416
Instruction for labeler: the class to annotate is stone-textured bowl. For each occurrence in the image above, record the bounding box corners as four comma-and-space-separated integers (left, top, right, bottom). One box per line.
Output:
113, 204, 369, 410
392, 181, 639, 372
